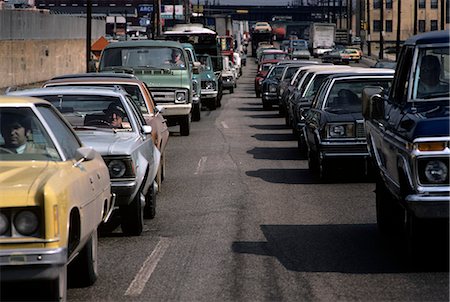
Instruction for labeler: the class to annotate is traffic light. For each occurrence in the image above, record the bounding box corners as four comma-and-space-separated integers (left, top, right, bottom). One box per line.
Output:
360, 20, 365, 30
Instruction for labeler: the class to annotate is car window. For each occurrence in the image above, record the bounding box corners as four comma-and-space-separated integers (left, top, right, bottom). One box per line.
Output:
325, 79, 393, 113
390, 46, 414, 103
41, 94, 133, 130
0, 107, 61, 161
101, 47, 187, 70
126, 95, 147, 126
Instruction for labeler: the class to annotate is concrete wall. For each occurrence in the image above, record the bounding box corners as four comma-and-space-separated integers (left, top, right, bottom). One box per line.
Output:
0, 10, 105, 89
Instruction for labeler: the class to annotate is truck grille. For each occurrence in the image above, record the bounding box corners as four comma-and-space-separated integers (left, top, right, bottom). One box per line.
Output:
151, 90, 175, 104
356, 121, 365, 138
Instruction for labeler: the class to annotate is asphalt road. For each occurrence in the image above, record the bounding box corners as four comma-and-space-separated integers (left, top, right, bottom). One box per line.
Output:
6, 58, 447, 301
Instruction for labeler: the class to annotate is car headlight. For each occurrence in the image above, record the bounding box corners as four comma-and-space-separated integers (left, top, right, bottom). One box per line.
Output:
109, 159, 126, 178
14, 210, 39, 236
0, 212, 9, 235
175, 91, 187, 103
269, 84, 277, 93
420, 160, 449, 184
326, 123, 354, 138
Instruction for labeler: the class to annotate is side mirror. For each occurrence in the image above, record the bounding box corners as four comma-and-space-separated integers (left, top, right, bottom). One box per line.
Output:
142, 125, 153, 135
193, 61, 202, 74
362, 86, 384, 120
74, 147, 96, 165
155, 105, 165, 116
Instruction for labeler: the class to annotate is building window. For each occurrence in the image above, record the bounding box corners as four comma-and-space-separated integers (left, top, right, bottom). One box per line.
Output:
374, 0, 381, 8
431, 20, 438, 30
419, 0, 426, 8
386, 20, 393, 32
373, 20, 382, 32
419, 20, 426, 32
431, 0, 438, 8
386, 0, 393, 8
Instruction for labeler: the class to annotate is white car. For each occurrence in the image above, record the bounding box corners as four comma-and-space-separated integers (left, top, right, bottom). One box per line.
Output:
254, 21, 272, 33
233, 52, 242, 77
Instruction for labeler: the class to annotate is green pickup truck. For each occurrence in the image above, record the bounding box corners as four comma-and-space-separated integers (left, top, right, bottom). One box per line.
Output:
99, 40, 193, 136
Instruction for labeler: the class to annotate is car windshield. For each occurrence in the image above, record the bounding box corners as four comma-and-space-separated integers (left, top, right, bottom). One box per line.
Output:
283, 66, 300, 80
262, 53, 287, 60
100, 47, 187, 70
37, 95, 133, 130
302, 74, 328, 98
0, 107, 60, 161
198, 56, 212, 71
412, 47, 450, 100
267, 66, 285, 79
325, 79, 392, 113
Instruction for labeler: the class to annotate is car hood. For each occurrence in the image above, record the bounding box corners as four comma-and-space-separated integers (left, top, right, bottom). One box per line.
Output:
76, 130, 141, 155
0, 161, 55, 207
323, 111, 364, 123
134, 70, 190, 88
401, 103, 450, 139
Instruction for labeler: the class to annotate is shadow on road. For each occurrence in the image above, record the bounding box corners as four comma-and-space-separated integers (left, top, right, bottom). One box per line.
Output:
252, 133, 296, 142
245, 168, 316, 184
232, 224, 449, 274
246, 113, 280, 119
247, 147, 302, 160
238, 107, 265, 112
249, 124, 290, 130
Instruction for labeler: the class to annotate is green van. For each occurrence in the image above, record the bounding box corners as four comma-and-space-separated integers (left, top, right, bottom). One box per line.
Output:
99, 40, 193, 136
182, 43, 202, 121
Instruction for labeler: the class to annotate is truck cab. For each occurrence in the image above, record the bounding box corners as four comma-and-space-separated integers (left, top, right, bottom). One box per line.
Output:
362, 30, 449, 262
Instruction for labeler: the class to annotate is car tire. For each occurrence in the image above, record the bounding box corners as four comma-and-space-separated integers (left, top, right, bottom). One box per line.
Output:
120, 192, 144, 236
179, 115, 190, 136
68, 230, 98, 287
256, 91, 260, 98
230, 87, 234, 93
406, 211, 426, 267
216, 96, 222, 108
375, 177, 406, 238
192, 103, 201, 121
262, 101, 271, 110
144, 180, 157, 219
297, 134, 307, 158
279, 104, 286, 116
318, 156, 332, 181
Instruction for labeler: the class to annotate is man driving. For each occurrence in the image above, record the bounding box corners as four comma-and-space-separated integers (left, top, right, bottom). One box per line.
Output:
417, 55, 449, 98
1, 113, 33, 154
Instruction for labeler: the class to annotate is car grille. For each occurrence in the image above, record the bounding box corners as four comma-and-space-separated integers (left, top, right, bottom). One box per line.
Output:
151, 90, 175, 104
356, 121, 365, 138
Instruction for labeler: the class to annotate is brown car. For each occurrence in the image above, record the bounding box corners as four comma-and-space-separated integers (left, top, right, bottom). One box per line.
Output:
43, 73, 169, 191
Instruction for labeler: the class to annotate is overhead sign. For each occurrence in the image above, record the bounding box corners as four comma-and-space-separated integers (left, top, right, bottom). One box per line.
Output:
138, 4, 154, 14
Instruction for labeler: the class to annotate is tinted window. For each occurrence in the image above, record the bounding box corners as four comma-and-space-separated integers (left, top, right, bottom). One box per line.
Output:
390, 46, 414, 103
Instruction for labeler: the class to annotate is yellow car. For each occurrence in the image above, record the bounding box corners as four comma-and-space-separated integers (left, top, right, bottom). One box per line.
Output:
341, 48, 362, 63
0, 96, 113, 300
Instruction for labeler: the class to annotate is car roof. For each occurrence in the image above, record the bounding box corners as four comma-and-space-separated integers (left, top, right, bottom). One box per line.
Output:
313, 67, 394, 75
0, 95, 50, 106
324, 71, 395, 80
44, 77, 144, 88
404, 30, 449, 45
262, 49, 287, 54
9, 86, 128, 98
104, 39, 184, 49
50, 73, 137, 80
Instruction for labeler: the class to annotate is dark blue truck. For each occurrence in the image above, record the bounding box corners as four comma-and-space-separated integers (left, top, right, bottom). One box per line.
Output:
362, 30, 449, 262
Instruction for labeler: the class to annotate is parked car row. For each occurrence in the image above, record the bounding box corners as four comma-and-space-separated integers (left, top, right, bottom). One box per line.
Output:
255, 30, 450, 266
0, 37, 238, 300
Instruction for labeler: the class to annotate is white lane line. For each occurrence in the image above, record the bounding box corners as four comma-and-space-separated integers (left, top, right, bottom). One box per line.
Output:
194, 156, 207, 175
124, 237, 171, 297
221, 121, 229, 129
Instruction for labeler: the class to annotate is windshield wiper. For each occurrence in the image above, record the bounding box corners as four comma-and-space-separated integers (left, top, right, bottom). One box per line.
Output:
102, 66, 135, 74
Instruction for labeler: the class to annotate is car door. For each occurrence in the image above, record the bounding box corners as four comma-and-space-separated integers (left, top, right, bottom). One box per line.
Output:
36, 104, 106, 240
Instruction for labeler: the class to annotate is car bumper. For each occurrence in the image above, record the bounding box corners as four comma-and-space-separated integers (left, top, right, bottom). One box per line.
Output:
319, 141, 369, 158
222, 81, 234, 88
262, 92, 278, 102
0, 247, 67, 282
111, 179, 139, 205
406, 194, 450, 219
200, 90, 218, 99
159, 103, 192, 117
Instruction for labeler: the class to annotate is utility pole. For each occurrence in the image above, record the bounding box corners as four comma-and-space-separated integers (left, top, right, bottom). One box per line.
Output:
86, 0, 92, 72
413, 0, 417, 34
173, 0, 176, 24
395, 0, 401, 60
348, 0, 352, 44
441, 0, 445, 29
379, 0, 384, 59
367, 0, 371, 56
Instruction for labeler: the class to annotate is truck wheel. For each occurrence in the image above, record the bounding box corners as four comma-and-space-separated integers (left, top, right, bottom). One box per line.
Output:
120, 191, 144, 236
68, 230, 98, 287
230, 87, 234, 93
406, 212, 426, 266
375, 178, 405, 238
216, 96, 222, 108
180, 115, 190, 136
192, 103, 201, 121
144, 180, 157, 219
208, 99, 217, 110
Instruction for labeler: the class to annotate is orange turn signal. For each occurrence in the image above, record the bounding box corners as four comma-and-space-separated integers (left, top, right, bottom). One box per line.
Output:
416, 142, 447, 151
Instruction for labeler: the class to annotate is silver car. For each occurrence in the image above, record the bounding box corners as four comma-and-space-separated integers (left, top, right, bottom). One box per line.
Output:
10, 86, 159, 236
